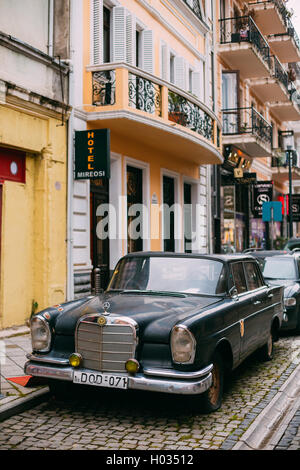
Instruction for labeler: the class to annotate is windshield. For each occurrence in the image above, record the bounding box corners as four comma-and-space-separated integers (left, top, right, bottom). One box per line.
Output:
108, 256, 226, 295
262, 257, 297, 280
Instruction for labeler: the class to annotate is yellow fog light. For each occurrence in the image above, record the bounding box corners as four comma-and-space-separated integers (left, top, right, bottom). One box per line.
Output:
69, 353, 82, 368
125, 358, 139, 374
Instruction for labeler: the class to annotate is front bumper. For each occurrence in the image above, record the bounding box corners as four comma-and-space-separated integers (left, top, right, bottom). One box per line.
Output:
24, 359, 213, 396
281, 305, 299, 330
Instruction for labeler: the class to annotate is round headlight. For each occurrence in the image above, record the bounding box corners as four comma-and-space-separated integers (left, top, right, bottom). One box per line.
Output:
284, 297, 296, 307
30, 315, 51, 352
171, 325, 196, 364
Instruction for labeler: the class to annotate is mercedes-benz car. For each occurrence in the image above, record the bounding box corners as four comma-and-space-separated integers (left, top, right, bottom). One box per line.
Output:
25, 253, 284, 413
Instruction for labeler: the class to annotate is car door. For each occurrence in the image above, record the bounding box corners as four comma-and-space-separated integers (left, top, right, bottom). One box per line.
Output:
241, 261, 269, 358
229, 261, 255, 363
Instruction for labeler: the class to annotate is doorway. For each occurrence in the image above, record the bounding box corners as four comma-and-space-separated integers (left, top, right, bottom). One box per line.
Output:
90, 178, 110, 289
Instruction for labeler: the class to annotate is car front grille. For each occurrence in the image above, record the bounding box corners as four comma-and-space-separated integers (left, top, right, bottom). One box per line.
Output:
76, 316, 137, 373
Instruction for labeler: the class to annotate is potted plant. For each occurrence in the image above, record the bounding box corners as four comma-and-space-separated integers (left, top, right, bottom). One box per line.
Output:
168, 91, 187, 125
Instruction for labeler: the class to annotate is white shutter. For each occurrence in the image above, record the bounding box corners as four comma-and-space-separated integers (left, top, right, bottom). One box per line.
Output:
174, 57, 186, 91
142, 30, 154, 74
91, 0, 103, 65
161, 43, 170, 81
112, 7, 126, 62
126, 13, 136, 65
191, 72, 201, 100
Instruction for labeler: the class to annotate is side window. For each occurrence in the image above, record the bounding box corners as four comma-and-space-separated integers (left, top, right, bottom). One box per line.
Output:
244, 262, 264, 291
231, 262, 247, 294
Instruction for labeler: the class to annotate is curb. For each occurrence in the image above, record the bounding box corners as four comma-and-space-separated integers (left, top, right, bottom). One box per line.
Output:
0, 387, 50, 423
232, 361, 300, 450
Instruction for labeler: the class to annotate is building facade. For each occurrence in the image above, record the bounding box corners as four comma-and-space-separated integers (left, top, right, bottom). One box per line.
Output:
214, 0, 300, 253
0, 0, 70, 328
68, 0, 223, 299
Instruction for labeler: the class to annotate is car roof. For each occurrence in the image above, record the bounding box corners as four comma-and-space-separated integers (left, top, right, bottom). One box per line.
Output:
248, 250, 289, 258
123, 251, 256, 263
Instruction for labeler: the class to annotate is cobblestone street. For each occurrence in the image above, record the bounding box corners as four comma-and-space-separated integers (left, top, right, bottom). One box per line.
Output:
275, 408, 300, 450
1, 334, 300, 450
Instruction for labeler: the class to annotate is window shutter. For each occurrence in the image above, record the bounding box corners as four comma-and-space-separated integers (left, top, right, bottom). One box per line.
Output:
161, 43, 170, 81
126, 13, 136, 65
174, 57, 186, 91
191, 72, 201, 100
112, 6, 126, 62
91, 0, 103, 65
142, 30, 154, 74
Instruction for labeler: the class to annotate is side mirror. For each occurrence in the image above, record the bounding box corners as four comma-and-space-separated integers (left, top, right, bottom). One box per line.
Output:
229, 286, 239, 300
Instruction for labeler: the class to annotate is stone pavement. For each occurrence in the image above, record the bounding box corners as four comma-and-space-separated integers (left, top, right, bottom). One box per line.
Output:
0, 326, 49, 421
0, 327, 300, 450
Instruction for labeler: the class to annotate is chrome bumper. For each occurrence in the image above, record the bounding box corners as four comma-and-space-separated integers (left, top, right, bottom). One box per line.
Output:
24, 360, 213, 396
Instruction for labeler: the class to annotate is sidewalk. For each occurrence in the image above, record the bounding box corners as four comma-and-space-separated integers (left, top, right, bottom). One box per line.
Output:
0, 326, 49, 421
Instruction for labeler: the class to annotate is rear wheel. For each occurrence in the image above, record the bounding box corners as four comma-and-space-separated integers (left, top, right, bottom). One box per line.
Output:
259, 331, 274, 361
199, 352, 224, 413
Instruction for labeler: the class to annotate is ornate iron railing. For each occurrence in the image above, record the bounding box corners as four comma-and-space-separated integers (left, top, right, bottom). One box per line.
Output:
182, 0, 202, 21
168, 91, 214, 142
222, 106, 272, 145
271, 55, 289, 91
128, 74, 162, 115
219, 15, 271, 68
92, 70, 116, 106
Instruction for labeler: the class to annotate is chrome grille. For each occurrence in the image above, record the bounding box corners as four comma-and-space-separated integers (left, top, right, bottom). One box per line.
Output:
76, 316, 137, 372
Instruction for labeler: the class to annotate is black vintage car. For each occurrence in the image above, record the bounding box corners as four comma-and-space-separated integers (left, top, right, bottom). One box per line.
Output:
251, 252, 300, 333
25, 253, 284, 413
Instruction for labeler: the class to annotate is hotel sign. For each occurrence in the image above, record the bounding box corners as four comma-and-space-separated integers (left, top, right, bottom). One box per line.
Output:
74, 129, 110, 180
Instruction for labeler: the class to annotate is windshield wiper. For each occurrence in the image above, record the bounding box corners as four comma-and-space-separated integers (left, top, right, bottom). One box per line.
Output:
119, 290, 187, 298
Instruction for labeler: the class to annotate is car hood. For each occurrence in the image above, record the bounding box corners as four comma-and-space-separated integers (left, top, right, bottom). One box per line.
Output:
266, 279, 300, 297
54, 292, 223, 343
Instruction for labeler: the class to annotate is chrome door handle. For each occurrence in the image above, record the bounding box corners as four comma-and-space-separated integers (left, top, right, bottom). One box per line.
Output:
253, 300, 262, 305
267, 293, 274, 299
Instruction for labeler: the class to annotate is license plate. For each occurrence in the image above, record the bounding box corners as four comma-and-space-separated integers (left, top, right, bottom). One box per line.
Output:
73, 370, 128, 389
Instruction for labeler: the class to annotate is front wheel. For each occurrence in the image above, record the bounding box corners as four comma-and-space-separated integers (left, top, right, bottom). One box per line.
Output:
199, 352, 224, 413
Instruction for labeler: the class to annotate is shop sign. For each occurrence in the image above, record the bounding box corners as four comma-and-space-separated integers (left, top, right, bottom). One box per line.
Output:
74, 129, 110, 180
0, 147, 26, 183
290, 195, 300, 222
252, 181, 273, 218
223, 186, 235, 211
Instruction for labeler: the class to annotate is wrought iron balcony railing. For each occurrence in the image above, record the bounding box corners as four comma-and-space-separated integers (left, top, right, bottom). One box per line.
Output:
168, 91, 214, 142
182, 0, 202, 21
90, 64, 221, 149
128, 74, 162, 116
219, 15, 271, 68
222, 106, 272, 146
271, 55, 289, 92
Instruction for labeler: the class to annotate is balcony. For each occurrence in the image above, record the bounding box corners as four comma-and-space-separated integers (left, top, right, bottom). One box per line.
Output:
271, 150, 300, 183
268, 82, 300, 121
219, 16, 271, 79
85, 63, 222, 165
267, 14, 300, 63
249, 55, 292, 102
182, 0, 203, 21
245, 1, 288, 35
222, 106, 272, 157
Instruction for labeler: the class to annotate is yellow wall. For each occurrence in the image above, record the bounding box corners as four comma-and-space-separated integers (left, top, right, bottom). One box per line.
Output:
0, 104, 67, 328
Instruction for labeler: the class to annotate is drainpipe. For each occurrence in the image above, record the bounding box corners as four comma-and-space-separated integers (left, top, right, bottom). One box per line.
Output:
66, 0, 74, 300
48, 0, 54, 56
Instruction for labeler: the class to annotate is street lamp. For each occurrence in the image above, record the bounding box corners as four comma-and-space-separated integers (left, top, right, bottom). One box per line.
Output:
279, 130, 296, 238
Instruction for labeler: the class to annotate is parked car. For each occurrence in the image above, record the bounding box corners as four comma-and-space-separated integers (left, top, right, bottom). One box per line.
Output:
284, 238, 300, 252
25, 253, 284, 413
243, 249, 289, 270
251, 252, 300, 333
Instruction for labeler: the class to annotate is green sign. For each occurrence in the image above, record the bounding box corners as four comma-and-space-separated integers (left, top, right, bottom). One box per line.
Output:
74, 129, 110, 179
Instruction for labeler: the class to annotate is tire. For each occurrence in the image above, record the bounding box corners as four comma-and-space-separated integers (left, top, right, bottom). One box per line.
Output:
259, 331, 274, 362
199, 352, 224, 413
